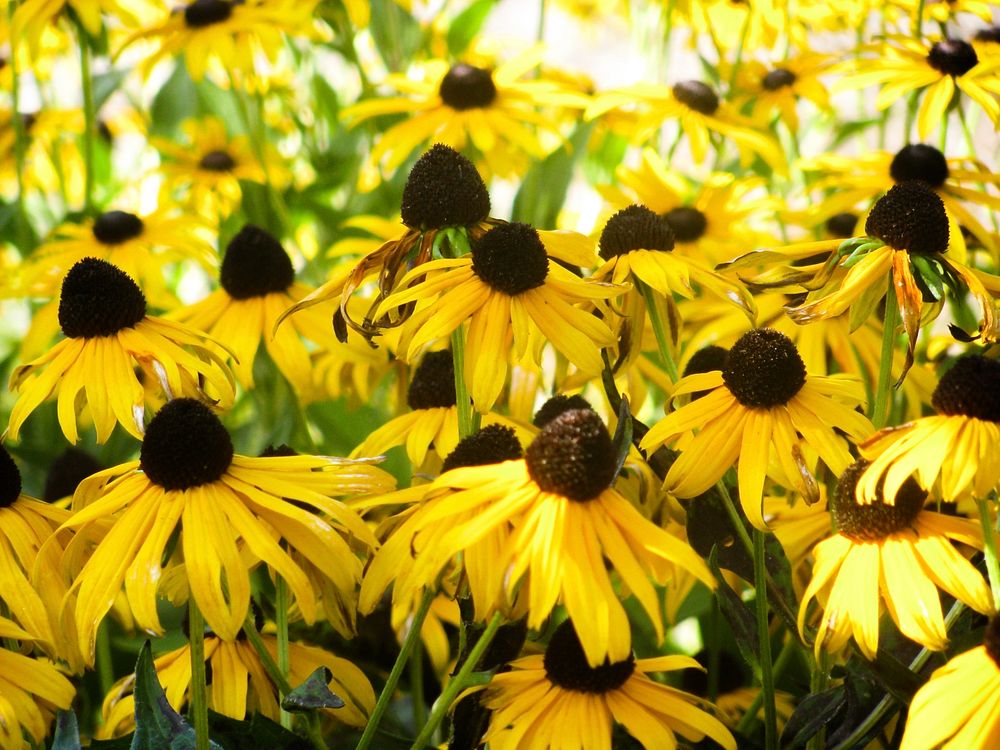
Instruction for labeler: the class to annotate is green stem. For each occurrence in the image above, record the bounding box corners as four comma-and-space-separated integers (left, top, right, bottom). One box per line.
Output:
78, 26, 96, 216
717, 480, 754, 556
410, 637, 427, 733
188, 599, 211, 750
977, 498, 1000, 609
96, 621, 114, 697
872, 277, 898, 429
735, 636, 796, 735
726, 8, 752, 93
806, 650, 829, 750
913, 0, 925, 39
451, 327, 479, 436
409, 611, 503, 750
536, 0, 546, 44
275, 575, 292, 730
357, 589, 435, 750
753, 529, 778, 750
637, 280, 679, 384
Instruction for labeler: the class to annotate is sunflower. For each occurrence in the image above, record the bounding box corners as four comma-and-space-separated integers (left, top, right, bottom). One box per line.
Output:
55, 398, 393, 663
7, 259, 235, 444
586, 79, 786, 174
859, 355, 1000, 504
366, 409, 715, 666
640, 328, 871, 529
722, 182, 1000, 379
343, 49, 589, 189
377, 222, 622, 414
0, 617, 75, 750
170, 224, 341, 402
153, 116, 285, 221
12, 207, 215, 359
99, 629, 374, 737
117, 0, 322, 83
835, 35, 1000, 139
730, 51, 833, 133
900, 613, 1000, 750
478, 618, 736, 750
800, 459, 993, 659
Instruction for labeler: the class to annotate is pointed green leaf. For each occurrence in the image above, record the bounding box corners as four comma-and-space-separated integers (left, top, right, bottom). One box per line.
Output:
52, 710, 82, 750
281, 667, 346, 712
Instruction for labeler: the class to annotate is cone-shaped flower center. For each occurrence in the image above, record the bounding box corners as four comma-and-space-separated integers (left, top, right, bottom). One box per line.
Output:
831, 458, 926, 542
471, 222, 549, 295
185, 0, 232, 28
58, 258, 147, 338
723, 329, 806, 408
544, 620, 635, 692
140, 399, 234, 491
441, 424, 523, 472
439, 64, 498, 110
681, 651, 746, 696
407, 350, 457, 410
198, 149, 236, 172
672, 80, 720, 115
985, 614, 1000, 669
762, 67, 797, 90
43, 447, 102, 503
0, 445, 23, 509
219, 224, 295, 299
927, 39, 978, 77
533, 394, 594, 428
864, 181, 949, 255
931, 356, 1000, 422
686, 346, 730, 400
663, 206, 708, 242
976, 26, 1000, 43
93, 210, 144, 245
825, 212, 859, 239
599, 204, 675, 259
400, 145, 491, 230
889, 144, 949, 188
526, 409, 617, 501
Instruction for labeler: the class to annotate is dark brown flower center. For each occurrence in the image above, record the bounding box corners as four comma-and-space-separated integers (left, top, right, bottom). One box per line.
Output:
219, 224, 295, 299
198, 149, 236, 172
976, 26, 1000, 44
471, 222, 549, 295
599, 204, 675, 259
663, 206, 708, 242
441, 425, 523, 472
831, 458, 927, 542
931, 356, 1000, 422
672, 80, 720, 115
92, 210, 144, 244
58, 258, 147, 338
0, 445, 23, 509
722, 329, 806, 408
533, 394, 594, 428
984, 614, 1000, 669
400, 145, 491, 231
762, 68, 797, 90
525, 409, 617, 501
43, 447, 102, 503
184, 0, 233, 28
889, 144, 949, 189
825, 212, 859, 239
543, 620, 635, 692
439, 64, 498, 110
926, 39, 978, 77
864, 181, 949, 255
140, 399, 234, 491
407, 350, 457, 410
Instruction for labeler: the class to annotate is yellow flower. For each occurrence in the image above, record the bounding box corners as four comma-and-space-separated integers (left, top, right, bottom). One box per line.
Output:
57, 398, 393, 663
640, 329, 871, 529
900, 614, 1000, 750
479, 619, 735, 750
11, 0, 153, 58
0, 108, 85, 203
8, 259, 236, 443
800, 459, 992, 659
344, 49, 589, 189
730, 51, 833, 133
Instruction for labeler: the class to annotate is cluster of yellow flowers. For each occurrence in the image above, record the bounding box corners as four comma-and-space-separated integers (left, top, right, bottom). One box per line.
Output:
1, 1, 999, 749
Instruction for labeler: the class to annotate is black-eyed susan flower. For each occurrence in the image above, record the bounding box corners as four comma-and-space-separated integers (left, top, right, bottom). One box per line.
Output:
0, 109, 85, 202
99, 629, 374, 737
640, 329, 872, 529
900, 613, 1000, 749
859, 355, 1000, 504
478, 619, 736, 750
344, 51, 589, 189
7, 258, 236, 443
731, 51, 833, 133
800, 459, 993, 659
586, 79, 786, 174
11, 0, 151, 58
0, 616, 75, 750
58, 398, 393, 663
378, 222, 622, 413
171, 224, 339, 402
836, 35, 1000, 138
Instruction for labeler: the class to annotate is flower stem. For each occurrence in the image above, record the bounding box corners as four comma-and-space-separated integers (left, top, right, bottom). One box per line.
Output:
275, 575, 292, 730
357, 589, 436, 750
409, 611, 503, 750
78, 26, 96, 217
188, 599, 211, 750
977, 498, 1000, 609
872, 278, 898, 429
96, 621, 114, 697
638, 280, 679, 384
806, 649, 829, 750
451, 326, 480, 437
735, 636, 796, 735
410, 637, 427, 732
753, 528, 778, 750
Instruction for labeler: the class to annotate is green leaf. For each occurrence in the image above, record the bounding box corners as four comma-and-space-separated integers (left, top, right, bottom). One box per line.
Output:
130, 641, 222, 750
447, 0, 496, 56
707, 549, 758, 666
52, 710, 82, 750
203, 711, 311, 750
511, 123, 594, 229
781, 685, 846, 747
93, 70, 127, 111
281, 667, 346, 712
149, 64, 199, 138
611, 395, 633, 479
368, 0, 422, 72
